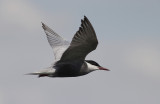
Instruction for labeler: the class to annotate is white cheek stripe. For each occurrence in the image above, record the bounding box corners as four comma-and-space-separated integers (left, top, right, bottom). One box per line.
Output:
86, 62, 99, 70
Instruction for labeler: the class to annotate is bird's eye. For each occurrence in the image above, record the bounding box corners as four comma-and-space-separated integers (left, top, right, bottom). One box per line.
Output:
85, 60, 100, 66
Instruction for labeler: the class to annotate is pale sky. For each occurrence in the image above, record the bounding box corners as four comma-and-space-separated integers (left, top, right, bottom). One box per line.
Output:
0, 0, 160, 104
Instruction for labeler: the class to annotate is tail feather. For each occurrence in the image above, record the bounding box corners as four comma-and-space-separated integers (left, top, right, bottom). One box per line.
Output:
25, 72, 42, 75
25, 67, 56, 77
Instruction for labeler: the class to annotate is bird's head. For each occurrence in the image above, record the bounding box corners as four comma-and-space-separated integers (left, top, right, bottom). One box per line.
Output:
85, 60, 109, 71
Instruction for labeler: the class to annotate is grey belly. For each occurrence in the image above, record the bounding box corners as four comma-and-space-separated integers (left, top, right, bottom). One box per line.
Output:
54, 61, 88, 77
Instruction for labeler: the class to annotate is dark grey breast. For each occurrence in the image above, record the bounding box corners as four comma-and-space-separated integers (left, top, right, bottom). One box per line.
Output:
60, 16, 98, 62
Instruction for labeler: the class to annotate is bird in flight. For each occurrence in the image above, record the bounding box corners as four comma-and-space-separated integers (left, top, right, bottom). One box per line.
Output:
27, 16, 109, 78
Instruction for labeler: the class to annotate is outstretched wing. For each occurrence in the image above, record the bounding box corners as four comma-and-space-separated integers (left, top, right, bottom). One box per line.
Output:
60, 16, 98, 61
42, 23, 70, 61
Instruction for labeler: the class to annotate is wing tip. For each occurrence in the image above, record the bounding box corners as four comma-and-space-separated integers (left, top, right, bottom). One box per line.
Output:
84, 15, 88, 21
41, 22, 47, 30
